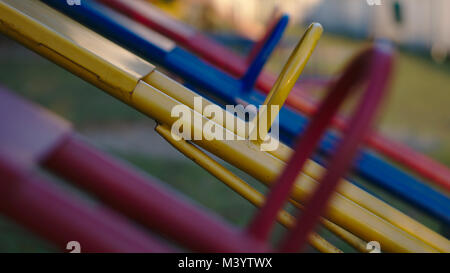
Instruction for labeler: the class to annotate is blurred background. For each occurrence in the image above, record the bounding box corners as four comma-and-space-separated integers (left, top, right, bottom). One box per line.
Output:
0, 0, 449, 252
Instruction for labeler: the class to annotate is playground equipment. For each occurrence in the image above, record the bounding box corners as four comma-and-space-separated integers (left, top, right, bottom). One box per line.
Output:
40, 0, 450, 224
0, 87, 267, 252
97, 0, 450, 193
0, 85, 348, 253
0, 0, 448, 252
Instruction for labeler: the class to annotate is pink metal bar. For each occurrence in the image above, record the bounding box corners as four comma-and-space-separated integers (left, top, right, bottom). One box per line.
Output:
0, 155, 173, 253
280, 45, 394, 252
0, 87, 266, 252
43, 136, 268, 253
247, 45, 393, 250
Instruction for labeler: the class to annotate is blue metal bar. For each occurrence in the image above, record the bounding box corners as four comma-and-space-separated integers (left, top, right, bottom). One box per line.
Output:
240, 15, 289, 92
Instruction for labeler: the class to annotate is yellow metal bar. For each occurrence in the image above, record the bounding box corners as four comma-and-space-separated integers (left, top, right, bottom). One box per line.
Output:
131, 81, 442, 253
249, 23, 323, 141
155, 124, 343, 253
156, 123, 367, 253
0, 0, 154, 103
142, 72, 449, 253
288, 199, 368, 253
2, 0, 448, 252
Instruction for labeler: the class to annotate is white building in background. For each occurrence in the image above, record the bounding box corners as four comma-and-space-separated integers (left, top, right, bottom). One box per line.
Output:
192, 0, 450, 60
190, 0, 321, 38
371, 0, 450, 61
306, 0, 450, 60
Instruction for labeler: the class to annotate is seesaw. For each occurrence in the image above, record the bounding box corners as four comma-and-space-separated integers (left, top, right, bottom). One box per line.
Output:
40, 0, 450, 224
0, 0, 448, 252
97, 0, 450, 193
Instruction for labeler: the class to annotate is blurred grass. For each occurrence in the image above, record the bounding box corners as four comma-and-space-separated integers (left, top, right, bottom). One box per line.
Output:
0, 42, 142, 125
121, 155, 260, 227
0, 25, 449, 253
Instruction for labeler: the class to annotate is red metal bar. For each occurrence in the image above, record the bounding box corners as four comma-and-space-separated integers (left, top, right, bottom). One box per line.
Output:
0, 87, 265, 252
0, 155, 172, 253
247, 47, 373, 241
98, 0, 450, 191
279, 45, 393, 252
43, 136, 268, 253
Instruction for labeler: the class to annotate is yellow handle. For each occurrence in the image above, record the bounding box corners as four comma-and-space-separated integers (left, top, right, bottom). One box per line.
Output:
156, 124, 368, 253
249, 23, 323, 141
155, 124, 344, 253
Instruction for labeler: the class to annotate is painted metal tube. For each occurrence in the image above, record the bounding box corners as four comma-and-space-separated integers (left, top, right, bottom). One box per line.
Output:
0, 156, 173, 253
155, 124, 344, 253
0, 86, 266, 253
141, 71, 449, 253
43, 136, 268, 253
279, 46, 393, 252
247, 47, 384, 242
98, 0, 450, 192
130, 80, 443, 253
